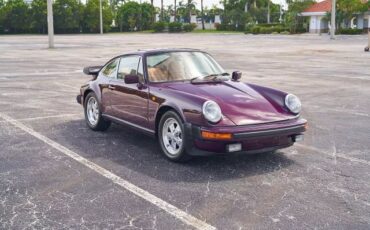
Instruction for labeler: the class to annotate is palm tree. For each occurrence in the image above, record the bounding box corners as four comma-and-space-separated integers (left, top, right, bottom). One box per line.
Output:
174, 0, 177, 22
201, 0, 205, 29
161, 0, 164, 21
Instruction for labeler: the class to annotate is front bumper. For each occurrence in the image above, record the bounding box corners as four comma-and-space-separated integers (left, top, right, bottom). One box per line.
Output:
184, 119, 307, 156
76, 95, 82, 104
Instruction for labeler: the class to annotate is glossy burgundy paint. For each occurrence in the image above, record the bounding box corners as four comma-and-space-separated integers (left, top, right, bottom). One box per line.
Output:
78, 48, 307, 155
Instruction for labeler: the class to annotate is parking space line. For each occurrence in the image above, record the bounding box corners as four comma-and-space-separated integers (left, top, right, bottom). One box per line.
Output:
296, 143, 370, 166
0, 70, 81, 77
0, 114, 81, 124
54, 82, 80, 90
0, 112, 216, 230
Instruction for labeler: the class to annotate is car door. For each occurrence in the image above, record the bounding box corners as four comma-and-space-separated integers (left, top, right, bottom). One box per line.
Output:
97, 58, 119, 116
108, 55, 150, 128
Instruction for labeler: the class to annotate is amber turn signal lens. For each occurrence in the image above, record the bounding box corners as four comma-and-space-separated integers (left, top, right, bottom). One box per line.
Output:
201, 131, 232, 140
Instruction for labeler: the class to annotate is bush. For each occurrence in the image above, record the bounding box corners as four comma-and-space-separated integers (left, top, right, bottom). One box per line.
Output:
153, 21, 167, 32
183, 23, 197, 32
337, 28, 363, 35
248, 24, 290, 34
168, 22, 182, 32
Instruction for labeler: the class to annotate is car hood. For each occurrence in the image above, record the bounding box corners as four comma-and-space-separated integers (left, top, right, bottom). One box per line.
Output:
164, 81, 293, 126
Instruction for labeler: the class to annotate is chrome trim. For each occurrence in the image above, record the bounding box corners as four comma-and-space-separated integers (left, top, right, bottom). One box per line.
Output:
102, 114, 155, 135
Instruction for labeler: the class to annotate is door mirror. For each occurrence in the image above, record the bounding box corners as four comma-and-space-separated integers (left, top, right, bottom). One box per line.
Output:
124, 74, 140, 84
232, 71, 242, 81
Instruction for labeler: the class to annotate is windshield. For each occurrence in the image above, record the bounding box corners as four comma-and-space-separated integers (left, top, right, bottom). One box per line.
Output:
146, 51, 228, 82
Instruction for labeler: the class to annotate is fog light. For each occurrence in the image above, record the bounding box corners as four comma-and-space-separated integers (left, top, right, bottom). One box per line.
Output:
293, 134, 304, 142
227, 143, 242, 152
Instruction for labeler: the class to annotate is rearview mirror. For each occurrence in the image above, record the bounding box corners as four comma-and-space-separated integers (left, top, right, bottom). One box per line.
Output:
124, 74, 139, 84
83, 66, 102, 75
232, 71, 242, 81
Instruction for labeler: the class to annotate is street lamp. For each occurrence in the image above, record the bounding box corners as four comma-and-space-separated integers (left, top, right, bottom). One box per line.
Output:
47, 0, 54, 48
100, 0, 103, 34
330, 0, 336, 39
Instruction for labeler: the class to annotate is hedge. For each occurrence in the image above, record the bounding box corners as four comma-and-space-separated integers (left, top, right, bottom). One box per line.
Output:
337, 28, 363, 35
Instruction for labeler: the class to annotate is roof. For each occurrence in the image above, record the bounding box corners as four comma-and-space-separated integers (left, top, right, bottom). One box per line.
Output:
303, 0, 332, 13
133, 48, 202, 55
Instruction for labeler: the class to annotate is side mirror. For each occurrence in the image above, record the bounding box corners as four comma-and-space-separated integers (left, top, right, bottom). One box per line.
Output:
232, 71, 242, 81
83, 66, 102, 75
124, 74, 139, 84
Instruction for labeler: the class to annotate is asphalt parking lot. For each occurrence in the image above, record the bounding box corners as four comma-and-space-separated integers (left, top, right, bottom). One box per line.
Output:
0, 33, 369, 229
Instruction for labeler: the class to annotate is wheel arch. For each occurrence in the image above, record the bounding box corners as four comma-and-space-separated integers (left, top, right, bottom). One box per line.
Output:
154, 105, 185, 137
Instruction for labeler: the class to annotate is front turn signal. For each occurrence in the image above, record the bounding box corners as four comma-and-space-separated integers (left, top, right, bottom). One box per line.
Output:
201, 131, 232, 140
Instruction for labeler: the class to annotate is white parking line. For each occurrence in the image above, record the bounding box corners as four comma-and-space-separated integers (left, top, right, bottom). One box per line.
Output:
0, 114, 81, 124
0, 112, 216, 230
296, 143, 370, 166
0, 70, 82, 77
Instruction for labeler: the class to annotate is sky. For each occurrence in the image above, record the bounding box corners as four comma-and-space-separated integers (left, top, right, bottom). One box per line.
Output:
138, 0, 288, 10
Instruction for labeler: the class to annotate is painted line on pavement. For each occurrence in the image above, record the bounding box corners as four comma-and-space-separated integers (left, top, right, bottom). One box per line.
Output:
296, 143, 370, 166
0, 113, 81, 124
0, 112, 216, 230
0, 70, 81, 77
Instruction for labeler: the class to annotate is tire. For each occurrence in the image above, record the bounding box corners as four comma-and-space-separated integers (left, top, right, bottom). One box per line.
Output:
158, 111, 191, 162
84, 92, 111, 131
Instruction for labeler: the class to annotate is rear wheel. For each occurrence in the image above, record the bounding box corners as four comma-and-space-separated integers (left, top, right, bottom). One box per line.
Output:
84, 92, 111, 131
158, 111, 191, 162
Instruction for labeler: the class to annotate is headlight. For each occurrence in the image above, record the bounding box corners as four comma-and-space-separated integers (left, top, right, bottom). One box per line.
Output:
202, 100, 222, 123
285, 94, 301, 114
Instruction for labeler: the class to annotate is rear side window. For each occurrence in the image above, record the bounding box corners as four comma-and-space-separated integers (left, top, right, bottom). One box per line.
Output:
101, 59, 119, 78
117, 56, 141, 80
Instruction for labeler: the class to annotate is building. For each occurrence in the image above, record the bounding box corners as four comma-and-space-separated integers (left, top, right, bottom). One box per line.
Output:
300, 0, 370, 33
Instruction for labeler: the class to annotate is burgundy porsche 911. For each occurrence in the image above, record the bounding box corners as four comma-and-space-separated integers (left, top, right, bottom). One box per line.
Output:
77, 48, 307, 162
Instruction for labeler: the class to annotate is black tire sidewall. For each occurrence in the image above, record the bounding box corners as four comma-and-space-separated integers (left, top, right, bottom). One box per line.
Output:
158, 111, 188, 161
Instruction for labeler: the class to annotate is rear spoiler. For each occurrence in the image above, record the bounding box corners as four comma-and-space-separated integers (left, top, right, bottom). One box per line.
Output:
83, 66, 102, 75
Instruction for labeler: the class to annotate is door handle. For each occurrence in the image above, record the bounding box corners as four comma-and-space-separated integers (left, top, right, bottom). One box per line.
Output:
108, 85, 115, 90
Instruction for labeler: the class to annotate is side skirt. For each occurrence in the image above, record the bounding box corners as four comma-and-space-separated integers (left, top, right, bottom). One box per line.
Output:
102, 114, 156, 137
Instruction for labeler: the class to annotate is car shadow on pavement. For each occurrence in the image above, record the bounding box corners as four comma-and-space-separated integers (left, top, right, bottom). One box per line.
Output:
55, 119, 295, 183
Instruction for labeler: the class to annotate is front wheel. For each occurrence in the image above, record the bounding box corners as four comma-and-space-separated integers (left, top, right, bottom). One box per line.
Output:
158, 111, 191, 162
84, 92, 111, 131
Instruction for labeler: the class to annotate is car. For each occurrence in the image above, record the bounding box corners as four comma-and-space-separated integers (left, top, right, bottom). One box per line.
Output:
77, 48, 307, 162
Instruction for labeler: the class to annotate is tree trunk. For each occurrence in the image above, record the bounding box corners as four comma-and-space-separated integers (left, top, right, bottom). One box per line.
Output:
201, 0, 205, 30
151, 0, 153, 5
174, 0, 177, 22
188, 0, 191, 23
267, 0, 270, 24
161, 0, 164, 21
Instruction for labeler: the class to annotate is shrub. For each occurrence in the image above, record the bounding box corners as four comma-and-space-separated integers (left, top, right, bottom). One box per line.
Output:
260, 27, 274, 34
251, 26, 261, 34
337, 28, 363, 35
168, 22, 182, 32
248, 24, 290, 34
153, 21, 167, 32
183, 23, 197, 32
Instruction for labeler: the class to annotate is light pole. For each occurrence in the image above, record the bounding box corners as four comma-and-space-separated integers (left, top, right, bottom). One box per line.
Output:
267, 0, 270, 24
330, 0, 336, 39
99, 0, 103, 34
47, 0, 54, 48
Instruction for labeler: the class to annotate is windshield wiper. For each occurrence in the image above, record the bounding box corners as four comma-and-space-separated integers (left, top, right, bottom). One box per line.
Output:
190, 73, 229, 83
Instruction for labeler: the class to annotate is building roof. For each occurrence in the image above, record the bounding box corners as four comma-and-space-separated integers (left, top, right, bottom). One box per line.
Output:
303, 0, 332, 13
